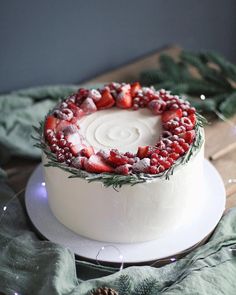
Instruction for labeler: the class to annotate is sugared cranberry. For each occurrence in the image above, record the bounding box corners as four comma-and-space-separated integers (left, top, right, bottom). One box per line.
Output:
50, 144, 60, 153
57, 153, 65, 162
58, 139, 67, 147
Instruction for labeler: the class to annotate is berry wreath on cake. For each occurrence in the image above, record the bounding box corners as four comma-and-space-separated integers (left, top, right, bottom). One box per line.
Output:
36, 82, 206, 243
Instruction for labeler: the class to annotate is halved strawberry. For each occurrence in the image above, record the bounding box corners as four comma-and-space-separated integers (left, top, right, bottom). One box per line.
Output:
80, 146, 95, 158
95, 89, 115, 109
161, 109, 183, 123
84, 155, 114, 173
116, 91, 132, 109
179, 130, 196, 144
130, 82, 141, 97
44, 116, 58, 133
137, 146, 149, 159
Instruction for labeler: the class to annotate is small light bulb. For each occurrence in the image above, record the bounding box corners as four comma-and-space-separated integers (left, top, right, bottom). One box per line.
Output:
170, 257, 176, 262
41, 182, 46, 187
200, 94, 206, 100
3, 206, 7, 211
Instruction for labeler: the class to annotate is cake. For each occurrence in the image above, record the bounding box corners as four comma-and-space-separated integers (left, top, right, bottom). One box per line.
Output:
39, 82, 205, 243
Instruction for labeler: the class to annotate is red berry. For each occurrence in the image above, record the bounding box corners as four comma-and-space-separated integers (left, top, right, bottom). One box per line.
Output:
148, 166, 158, 174
179, 130, 196, 144
56, 131, 64, 140
180, 117, 194, 131
151, 158, 158, 165
169, 153, 180, 160
157, 165, 165, 173
57, 153, 65, 162
50, 144, 59, 153
58, 139, 67, 147
115, 164, 131, 175
160, 150, 168, 157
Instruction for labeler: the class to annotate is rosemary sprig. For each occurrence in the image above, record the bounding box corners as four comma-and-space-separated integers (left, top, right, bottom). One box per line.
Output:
34, 112, 205, 189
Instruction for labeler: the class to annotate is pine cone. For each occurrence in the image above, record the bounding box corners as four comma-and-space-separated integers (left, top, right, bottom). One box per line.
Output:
90, 286, 119, 295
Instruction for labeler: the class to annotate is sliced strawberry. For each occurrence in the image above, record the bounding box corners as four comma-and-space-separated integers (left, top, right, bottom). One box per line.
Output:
161, 109, 183, 123
130, 82, 141, 97
70, 145, 81, 156
44, 116, 58, 133
179, 130, 196, 144
84, 155, 114, 173
56, 120, 71, 132
137, 146, 149, 159
108, 150, 129, 166
80, 97, 97, 114
116, 91, 132, 109
188, 113, 196, 125
95, 89, 115, 109
80, 146, 95, 158
67, 102, 85, 118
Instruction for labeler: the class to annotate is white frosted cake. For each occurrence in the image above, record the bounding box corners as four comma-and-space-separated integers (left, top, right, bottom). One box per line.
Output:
40, 83, 205, 243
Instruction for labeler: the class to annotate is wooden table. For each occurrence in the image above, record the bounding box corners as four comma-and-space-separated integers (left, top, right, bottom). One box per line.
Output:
4, 46, 236, 209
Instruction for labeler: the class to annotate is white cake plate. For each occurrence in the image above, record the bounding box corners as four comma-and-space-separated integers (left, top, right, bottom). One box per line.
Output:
25, 160, 225, 264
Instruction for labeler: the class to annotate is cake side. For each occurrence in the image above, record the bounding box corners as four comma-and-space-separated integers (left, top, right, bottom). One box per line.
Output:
43, 137, 205, 243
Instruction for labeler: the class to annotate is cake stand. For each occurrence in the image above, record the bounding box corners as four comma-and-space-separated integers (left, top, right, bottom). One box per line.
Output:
25, 160, 225, 265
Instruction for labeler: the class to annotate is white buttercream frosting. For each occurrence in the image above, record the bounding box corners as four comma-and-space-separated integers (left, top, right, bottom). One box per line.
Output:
78, 108, 161, 153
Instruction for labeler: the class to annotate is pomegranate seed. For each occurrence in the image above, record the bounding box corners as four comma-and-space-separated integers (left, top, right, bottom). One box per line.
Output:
151, 158, 158, 165
151, 153, 159, 160
48, 136, 57, 145
169, 153, 180, 160
160, 150, 168, 157
157, 165, 165, 173
177, 138, 185, 144
167, 158, 174, 165
149, 166, 158, 174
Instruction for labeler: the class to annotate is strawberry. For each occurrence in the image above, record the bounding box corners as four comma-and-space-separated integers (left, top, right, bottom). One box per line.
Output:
116, 91, 132, 109
179, 130, 196, 144
137, 146, 149, 159
161, 109, 183, 123
80, 97, 97, 114
80, 146, 95, 158
44, 116, 58, 133
95, 89, 115, 109
67, 102, 85, 118
130, 82, 141, 97
108, 150, 129, 166
70, 145, 81, 156
84, 155, 114, 173
56, 120, 71, 132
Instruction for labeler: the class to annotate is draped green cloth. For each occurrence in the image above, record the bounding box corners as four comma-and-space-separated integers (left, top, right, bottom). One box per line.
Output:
0, 86, 235, 295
